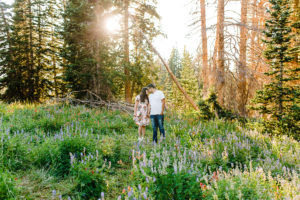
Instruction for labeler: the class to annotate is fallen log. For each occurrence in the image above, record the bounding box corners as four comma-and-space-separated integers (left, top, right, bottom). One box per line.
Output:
51, 90, 134, 113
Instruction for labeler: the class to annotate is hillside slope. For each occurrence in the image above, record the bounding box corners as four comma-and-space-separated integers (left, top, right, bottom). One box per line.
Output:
0, 103, 299, 199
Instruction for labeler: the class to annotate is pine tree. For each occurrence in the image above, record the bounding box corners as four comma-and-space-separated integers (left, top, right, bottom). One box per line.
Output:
61, 0, 116, 100
176, 49, 199, 112
251, 0, 299, 138
46, 0, 65, 98
0, 2, 13, 93
0, 0, 60, 102
168, 47, 182, 78
119, 0, 161, 102
0, 0, 30, 102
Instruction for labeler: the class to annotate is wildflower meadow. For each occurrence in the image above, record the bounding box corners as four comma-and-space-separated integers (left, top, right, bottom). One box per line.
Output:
0, 103, 299, 199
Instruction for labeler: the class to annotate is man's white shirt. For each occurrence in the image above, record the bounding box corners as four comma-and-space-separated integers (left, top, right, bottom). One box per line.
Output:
149, 90, 165, 115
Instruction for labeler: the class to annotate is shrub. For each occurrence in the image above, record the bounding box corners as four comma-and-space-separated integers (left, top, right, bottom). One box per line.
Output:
69, 152, 106, 199
203, 167, 299, 200
1, 134, 30, 170
30, 140, 58, 169
38, 117, 64, 133
150, 172, 203, 200
54, 136, 95, 177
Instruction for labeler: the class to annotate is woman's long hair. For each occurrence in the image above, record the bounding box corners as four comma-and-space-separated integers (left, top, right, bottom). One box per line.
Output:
140, 87, 149, 103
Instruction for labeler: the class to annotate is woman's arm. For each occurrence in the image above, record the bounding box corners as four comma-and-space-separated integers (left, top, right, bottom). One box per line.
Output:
134, 99, 138, 117
147, 103, 151, 117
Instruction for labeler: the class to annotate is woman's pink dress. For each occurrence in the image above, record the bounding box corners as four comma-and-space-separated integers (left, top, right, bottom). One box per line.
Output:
134, 95, 150, 126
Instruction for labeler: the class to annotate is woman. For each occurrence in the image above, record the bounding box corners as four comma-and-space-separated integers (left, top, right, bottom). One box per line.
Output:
133, 87, 150, 141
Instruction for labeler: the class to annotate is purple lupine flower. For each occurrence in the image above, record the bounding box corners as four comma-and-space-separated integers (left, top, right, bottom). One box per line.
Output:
101, 192, 104, 199
128, 190, 133, 197
52, 190, 56, 197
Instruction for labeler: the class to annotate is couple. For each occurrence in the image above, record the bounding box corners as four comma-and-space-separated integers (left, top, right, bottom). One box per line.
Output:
133, 84, 165, 143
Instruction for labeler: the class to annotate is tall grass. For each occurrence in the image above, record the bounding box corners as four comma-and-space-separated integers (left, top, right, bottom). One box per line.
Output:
0, 102, 298, 199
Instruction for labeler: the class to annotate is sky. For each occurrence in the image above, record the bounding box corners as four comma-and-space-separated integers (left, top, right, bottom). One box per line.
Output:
153, 0, 198, 58
2, 0, 240, 59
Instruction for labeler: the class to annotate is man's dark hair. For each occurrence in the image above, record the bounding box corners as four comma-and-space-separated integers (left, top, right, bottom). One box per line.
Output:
147, 84, 156, 89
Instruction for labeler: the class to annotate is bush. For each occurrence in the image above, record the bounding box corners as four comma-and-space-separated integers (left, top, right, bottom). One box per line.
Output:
54, 136, 96, 177
69, 152, 106, 199
197, 91, 243, 122
1, 134, 30, 170
203, 168, 298, 200
38, 117, 64, 133
150, 172, 203, 200
30, 140, 58, 169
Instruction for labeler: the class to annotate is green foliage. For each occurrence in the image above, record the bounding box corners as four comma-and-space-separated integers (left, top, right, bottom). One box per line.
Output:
203, 170, 280, 200
54, 136, 95, 177
150, 172, 203, 200
70, 155, 106, 200
0, 103, 299, 199
167, 49, 200, 112
168, 47, 182, 78
250, 0, 300, 139
31, 140, 57, 169
0, 170, 18, 200
197, 91, 242, 122
1, 134, 30, 170
0, 0, 64, 102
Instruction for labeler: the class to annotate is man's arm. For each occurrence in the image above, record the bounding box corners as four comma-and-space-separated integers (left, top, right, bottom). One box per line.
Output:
161, 98, 165, 115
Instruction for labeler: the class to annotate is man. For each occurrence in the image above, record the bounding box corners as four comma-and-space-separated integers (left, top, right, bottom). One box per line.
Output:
147, 84, 165, 143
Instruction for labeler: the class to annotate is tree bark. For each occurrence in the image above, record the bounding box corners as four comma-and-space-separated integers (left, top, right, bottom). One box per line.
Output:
238, 0, 248, 116
292, 0, 299, 64
37, 2, 42, 100
139, 30, 199, 111
28, 0, 35, 101
124, 0, 131, 103
216, 0, 225, 106
200, 0, 209, 96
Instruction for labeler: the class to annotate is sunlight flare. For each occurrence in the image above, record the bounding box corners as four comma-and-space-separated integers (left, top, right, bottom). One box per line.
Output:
105, 16, 121, 33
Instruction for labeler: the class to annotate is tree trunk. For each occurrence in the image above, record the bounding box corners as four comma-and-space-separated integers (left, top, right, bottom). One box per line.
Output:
292, 0, 299, 64
278, 60, 283, 118
200, 0, 209, 96
216, 0, 225, 106
25, 0, 34, 101
248, 0, 258, 112
28, 0, 35, 101
124, 0, 131, 103
37, 2, 42, 100
210, 30, 219, 89
140, 30, 199, 111
238, 0, 248, 116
